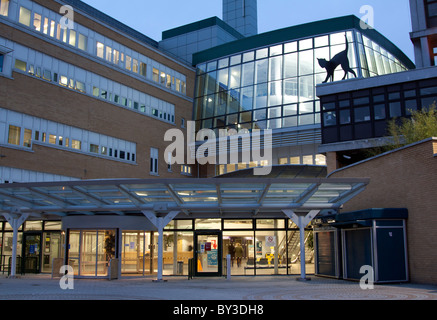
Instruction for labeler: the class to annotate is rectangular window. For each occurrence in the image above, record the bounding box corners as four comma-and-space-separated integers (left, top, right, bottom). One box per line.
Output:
160, 72, 166, 85
0, 0, 9, 16
78, 34, 87, 51
150, 147, 158, 174
43, 17, 49, 34
140, 62, 147, 77
132, 59, 139, 73
8, 125, 20, 146
50, 20, 55, 37
152, 68, 159, 82
105, 46, 112, 62
69, 30, 76, 46
19, 7, 31, 26
96, 42, 104, 59
49, 134, 57, 144
16, 126, 31, 146
71, 139, 81, 150
14, 59, 27, 72
0, 54, 4, 73
89, 144, 99, 153
59, 75, 68, 86
125, 55, 132, 71
113, 50, 120, 65
76, 81, 85, 92
33, 13, 42, 31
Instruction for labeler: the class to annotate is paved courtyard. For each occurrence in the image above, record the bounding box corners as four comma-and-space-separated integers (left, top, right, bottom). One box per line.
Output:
1, 274, 437, 300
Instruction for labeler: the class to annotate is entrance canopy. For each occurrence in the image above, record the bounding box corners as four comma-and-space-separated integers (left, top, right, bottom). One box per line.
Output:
0, 177, 369, 219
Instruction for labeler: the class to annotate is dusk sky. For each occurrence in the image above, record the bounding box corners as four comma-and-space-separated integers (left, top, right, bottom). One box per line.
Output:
81, 0, 415, 62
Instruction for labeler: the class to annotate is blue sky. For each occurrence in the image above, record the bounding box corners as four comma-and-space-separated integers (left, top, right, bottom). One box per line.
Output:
81, 0, 414, 62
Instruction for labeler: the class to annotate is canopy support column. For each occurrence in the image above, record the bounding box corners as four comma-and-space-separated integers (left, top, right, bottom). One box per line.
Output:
142, 210, 180, 282
2, 211, 29, 278
283, 210, 319, 281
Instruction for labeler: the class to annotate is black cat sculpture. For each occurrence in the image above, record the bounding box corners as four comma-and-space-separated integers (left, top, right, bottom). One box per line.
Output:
318, 35, 357, 83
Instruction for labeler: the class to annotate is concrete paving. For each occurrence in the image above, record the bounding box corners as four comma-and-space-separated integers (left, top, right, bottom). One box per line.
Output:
1, 274, 437, 300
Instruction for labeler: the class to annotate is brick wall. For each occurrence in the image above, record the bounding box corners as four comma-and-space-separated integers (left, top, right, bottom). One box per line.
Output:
329, 138, 437, 284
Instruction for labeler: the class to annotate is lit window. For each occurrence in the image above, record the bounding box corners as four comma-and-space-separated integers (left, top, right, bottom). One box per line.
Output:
43, 69, 51, 81
315, 154, 327, 166
8, 125, 20, 146
96, 42, 104, 59
18, 7, 31, 26
150, 147, 159, 174
69, 29, 76, 46
59, 75, 68, 86
33, 13, 41, 31
160, 72, 166, 85
302, 155, 313, 165
125, 55, 132, 71
14, 59, 27, 72
71, 139, 81, 150
105, 46, 112, 62
92, 86, 99, 97
50, 20, 55, 37
279, 158, 288, 165
181, 165, 192, 175
152, 68, 159, 82
0, 0, 9, 16
43, 17, 49, 34
76, 81, 85, 92
49, 134, 57, 144
101, 146, 107, 155
113, 50, 120, 65
290, 157, 300, 164
176, 79, 181, 92
132, 59, 138, 73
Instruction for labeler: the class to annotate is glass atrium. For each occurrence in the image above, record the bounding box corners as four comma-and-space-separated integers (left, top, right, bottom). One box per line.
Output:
193, 30, 410, 136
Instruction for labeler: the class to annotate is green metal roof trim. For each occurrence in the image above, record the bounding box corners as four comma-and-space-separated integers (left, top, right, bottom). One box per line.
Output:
192, 15, 415, 69
336, 208, 408, 222
162, 17, 245, 41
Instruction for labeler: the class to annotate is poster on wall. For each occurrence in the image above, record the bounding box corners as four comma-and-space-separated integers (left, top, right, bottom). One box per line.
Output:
207, 249, 218, 266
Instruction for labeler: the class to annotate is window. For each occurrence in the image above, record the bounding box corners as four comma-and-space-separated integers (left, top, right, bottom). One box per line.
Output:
132, 59, 139, 73
8, 125, 20, 146
181, 165, 192, 175
43, 17, 49, 34
50, 20, 55, 37
89, 144, 99, 153
18, 7, 31, 26
125, 55, 132, 71
150, 148, 158, 175
152, 68, 159, 82
140, 62, 147, 77
49, 134, 57, 144
78, 34, 87, 51
69, 30, 76, 46
33, 13, 42, 31
14, 59, 27, 72
0, 54, 4, 73
0, 0, 9, 16
96, 42, 104, 59
71, 139, 81, 150
106, 46, 112, 62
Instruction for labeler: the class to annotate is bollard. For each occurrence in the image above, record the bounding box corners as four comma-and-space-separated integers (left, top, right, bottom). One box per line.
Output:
226, 254, 231, 280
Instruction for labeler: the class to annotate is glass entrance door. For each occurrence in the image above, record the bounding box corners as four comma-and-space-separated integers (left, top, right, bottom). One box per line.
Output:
194, 231, 222, 276
23, 233, 41, 273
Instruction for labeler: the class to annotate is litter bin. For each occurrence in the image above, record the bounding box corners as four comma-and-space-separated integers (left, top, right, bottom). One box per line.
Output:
177, 261, 184, 275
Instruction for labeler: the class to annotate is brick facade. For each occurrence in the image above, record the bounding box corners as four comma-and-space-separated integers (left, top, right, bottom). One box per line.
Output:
329, 138, 437, 284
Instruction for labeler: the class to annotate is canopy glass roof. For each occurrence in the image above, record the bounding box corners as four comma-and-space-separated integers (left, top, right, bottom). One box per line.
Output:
0, 178, 369, 218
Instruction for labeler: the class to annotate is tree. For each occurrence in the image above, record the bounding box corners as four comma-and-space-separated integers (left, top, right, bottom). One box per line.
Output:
366, 102, 437, 157
388, 102, 437, 148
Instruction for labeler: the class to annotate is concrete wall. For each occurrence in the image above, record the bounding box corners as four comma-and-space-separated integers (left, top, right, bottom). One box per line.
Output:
329, 138, 437, 284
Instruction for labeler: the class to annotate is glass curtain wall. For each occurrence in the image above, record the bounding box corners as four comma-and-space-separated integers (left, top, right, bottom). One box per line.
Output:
194, 30, 408, 135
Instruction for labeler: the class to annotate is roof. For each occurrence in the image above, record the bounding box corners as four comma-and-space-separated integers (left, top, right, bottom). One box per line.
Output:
0, 177, 369, 219
61, 0, 159, 48
162, 17, 245, 41
192, 15, 415, 69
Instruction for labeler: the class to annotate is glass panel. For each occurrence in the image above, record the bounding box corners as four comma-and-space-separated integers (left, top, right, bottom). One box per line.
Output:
19, 6, 31, 26
299, 50, 314, 76
80, 230, 97, 276
163, 231, 193, 276
165, 220, 193, 230
256, 219, 285, 229
223, 220, 253, 229
195, 219, 221, 230
24, 221, 43, 231
44, 221, 62, 230
41, 232, 63, 273
67, 230, 80, 276
241, 62, 255, 87
8, 125, 20, 146
0, 0, 9, 16
255, 230, 287, 274
121, 231, 146, 275
23, 234, 41, 273
197, 234, 219, 273
255, 59, 268, 84
229, 65, 241, 89
224, 231, 254, 275
97, 230, 115, 276
374, 104, 386, 120
340, 109, 351, 124
354, 106, 371, 122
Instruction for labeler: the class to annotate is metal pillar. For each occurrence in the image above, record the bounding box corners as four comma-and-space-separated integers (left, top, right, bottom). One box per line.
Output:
142, 210, 180, 282
283, 210, 319, 281
2, 211, 29, 278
